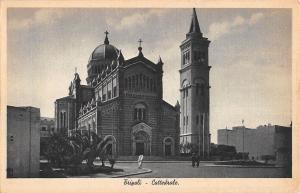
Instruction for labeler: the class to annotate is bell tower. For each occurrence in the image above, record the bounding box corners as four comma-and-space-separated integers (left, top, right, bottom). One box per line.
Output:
179, 8, 211, 158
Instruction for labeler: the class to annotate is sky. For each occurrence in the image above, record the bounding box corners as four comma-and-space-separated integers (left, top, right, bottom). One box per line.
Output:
7, 8, 291, 143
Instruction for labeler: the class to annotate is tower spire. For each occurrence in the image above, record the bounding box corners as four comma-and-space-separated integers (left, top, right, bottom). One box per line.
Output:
187, 8, 202, 37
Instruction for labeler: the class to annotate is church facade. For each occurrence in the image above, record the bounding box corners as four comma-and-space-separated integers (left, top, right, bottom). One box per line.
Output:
55, 33, 180, 157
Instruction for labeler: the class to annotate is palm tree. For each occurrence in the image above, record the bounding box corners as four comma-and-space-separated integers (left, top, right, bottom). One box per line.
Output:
45, 131, 115, 169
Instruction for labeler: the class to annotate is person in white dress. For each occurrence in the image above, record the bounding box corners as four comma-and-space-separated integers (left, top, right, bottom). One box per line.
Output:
138, 155, 144, 169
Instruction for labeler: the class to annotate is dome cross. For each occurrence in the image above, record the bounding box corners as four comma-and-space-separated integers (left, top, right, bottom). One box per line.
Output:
104, 30, 110, 44
138, 38, 143, 57
138, 38, 143, 47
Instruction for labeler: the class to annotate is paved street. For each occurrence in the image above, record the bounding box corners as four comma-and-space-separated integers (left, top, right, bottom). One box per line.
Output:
112, 162, 291, 178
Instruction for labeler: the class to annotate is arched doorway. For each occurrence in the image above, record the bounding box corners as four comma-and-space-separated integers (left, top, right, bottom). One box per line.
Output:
134, 131, 150, 155
132, 123, 152, 156
163, 137, 175, 156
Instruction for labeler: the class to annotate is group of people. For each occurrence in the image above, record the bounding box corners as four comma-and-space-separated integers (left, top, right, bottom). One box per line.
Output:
191, 153, 200, 167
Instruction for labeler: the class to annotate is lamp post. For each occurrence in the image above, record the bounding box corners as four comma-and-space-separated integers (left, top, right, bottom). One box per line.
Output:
242, 119, 245, 160
226, 126, 228, 145
203, 113, 205, 159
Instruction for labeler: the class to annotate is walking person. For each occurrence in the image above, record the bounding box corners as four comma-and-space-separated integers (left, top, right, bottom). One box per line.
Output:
138, 154, 144, 169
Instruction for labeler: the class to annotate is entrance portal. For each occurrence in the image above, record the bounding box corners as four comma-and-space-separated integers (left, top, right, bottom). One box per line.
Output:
132, 122, 152, 156
163, 137, 175, 156
165, 144, 171, 156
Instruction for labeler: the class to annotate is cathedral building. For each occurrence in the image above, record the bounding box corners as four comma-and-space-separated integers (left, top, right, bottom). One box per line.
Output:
179, 8, 211, 158
55, 8, 210, 157
55, 33, 180, 157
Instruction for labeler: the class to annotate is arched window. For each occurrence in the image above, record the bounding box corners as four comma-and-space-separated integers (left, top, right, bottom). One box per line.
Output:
150, 79, 153, 91
60, 111, 67, 128
132, 76, 135, 89
146, 77, 149, 90
136, 74, 139, 88
134, 103, 146, 121
65, 112, 67, 127
183, 50, 190, 65
143, 75, 146, 88
139, 74, 143, 88
102, 84, 107, 101
128, 77, 131, 90
196, 83, 200, 95
125, 78, 128, 89
201, 84, 205, 96
60, 112, 63, 127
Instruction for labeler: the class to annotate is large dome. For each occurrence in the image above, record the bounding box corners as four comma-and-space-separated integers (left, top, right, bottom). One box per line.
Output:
86, 32, 120, 85
88, 43, 119, 63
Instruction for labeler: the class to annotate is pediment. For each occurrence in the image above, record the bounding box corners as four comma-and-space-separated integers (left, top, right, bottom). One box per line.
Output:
125, 57, 158, 72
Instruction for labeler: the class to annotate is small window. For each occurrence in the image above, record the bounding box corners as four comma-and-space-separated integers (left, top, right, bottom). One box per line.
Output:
143, 75, 146, 88
139, 74, 143, 88
41, 126, 47, 131
183, 51, 190, 64
150, 79, 153, 91
146, 77, 149, 90
125, 78, 128, 89
102, 94, 106, 101
136, 75, 139, 88
9, 135, 14, 142
128, 77, 132, 90
132, 76, 135, 89
134, 103, 146, 121
201, 84, 205, 96
63, 112, 67, 128
194, 51, 206, 63
113, 86, 117, 97
108, 90, 112, 99
196, 83, 200, 95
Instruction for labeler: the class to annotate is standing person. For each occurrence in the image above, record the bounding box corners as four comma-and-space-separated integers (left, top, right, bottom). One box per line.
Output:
196, 154, 200, 167
191, 153, 196, 167
138, 154, 144, 169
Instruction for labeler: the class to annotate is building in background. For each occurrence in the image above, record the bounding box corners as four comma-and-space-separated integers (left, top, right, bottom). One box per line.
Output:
179, 8, 211, 158
40, 117, 55, 138
217, 124, 292, 164
40, 117, 55, 157
7, 106, 40, 178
